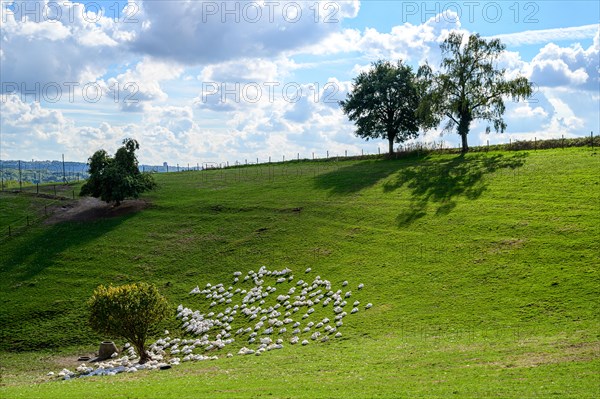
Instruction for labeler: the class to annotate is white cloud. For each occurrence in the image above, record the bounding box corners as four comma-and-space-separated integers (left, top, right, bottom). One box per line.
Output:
337, 0, 361, 18
2, 4, 598, 164
0, 1, 137, 94
487, 24, 599, 47
2, 94, 65, 127
545, 96, 585, 132
530, 59, 588, 86
297, 10, 464, 64
77, 29, 119, 47
298, 29, 363, 55
511, 104, 548, 119
0, 94, 200, 163
197, 57, 298, 84
193, 56, 311, 113
484, 86, 595, 146
101, 58, 184, 112
0, 94, 116, 160
13, 19, 71, 40
526, 29, 599, 90
131, 0, 359, 65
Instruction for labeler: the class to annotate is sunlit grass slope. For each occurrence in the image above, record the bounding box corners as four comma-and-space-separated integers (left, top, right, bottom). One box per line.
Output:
1, 147, 598, 398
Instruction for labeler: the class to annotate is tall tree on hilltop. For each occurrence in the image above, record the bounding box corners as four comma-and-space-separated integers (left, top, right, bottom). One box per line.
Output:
340, 60, 424, 155
418, 32, 533, 153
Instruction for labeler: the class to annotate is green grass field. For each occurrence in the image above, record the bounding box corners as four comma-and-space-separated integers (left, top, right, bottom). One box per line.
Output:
1, 147, 598, 398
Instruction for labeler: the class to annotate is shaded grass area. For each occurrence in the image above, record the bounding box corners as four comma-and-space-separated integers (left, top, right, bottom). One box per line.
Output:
0, 183, 82, 242
0, 192, 57, 229
0, 147, 598, 397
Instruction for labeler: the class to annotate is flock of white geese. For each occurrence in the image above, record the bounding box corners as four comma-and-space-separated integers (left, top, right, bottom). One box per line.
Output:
51, 266, 372, 379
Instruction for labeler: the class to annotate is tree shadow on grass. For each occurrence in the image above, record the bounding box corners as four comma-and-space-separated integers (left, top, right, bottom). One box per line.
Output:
0, 214, 136, 282
314, 159, 409, 195
383, 153, 528, 227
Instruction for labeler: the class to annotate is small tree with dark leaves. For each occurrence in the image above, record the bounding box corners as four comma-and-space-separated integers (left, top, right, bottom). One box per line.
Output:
81, 138, 156, 206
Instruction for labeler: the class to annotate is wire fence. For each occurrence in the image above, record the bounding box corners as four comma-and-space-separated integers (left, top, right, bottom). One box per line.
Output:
1, 133, 597, 188
1, 134, 597, 242
0, 183, 78, 244
0, 156, 88, 190
161, 132, 600, 171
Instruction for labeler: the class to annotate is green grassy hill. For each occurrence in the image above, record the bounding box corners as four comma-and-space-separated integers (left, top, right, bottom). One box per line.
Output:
1, 147, 598, 398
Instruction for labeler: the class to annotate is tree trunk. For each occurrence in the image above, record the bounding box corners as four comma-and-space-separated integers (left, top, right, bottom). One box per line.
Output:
460, 133, 469, 154
138, 351, 150, 364
133, 341, 150, 364
388, 135, 395, 155
458, 115, 471, 154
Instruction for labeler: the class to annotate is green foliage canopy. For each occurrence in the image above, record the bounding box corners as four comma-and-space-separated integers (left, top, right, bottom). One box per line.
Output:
88, 282, 169, 363
80, 138, 156, 205
418, 32, 533, 153
340, 60, 423, 154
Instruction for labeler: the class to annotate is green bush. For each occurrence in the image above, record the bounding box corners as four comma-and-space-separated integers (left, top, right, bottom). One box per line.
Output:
88, 283, 169, 363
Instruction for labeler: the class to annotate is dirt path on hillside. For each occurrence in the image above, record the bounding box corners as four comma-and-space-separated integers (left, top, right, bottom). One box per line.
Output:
45, 197, 149, 224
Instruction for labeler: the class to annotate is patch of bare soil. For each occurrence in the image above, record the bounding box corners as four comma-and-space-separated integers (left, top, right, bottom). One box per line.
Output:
45, 197, 149, 224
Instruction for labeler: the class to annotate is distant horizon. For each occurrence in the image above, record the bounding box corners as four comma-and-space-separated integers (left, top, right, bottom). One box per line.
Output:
1, 133, 596, 168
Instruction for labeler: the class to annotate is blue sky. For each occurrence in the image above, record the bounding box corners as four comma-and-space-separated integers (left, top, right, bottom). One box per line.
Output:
1, 0, 598, 164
